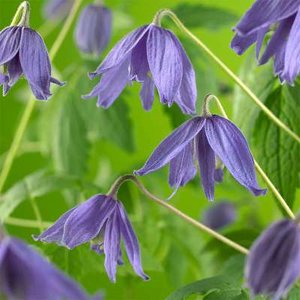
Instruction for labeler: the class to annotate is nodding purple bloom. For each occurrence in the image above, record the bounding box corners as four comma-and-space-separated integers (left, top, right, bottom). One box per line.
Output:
75, 4, 112, 56
202, 201, 236, 230
246, 219, 300, 300
34, 194, 149, 283
0, 236, 98, 300
83, 24, 197, 114
231, 0, 300, 84
43, 0, 73, 20
135, 115, 266, 200
0, 26, 63, 99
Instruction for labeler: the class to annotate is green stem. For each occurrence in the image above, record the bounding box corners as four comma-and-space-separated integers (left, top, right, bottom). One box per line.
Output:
0, 0, 83, 194
5, 217, 52, 229
29, 197, 43, 233
154, 9, 300, 145
11, 1, 30, 27
206, 94, 295, 219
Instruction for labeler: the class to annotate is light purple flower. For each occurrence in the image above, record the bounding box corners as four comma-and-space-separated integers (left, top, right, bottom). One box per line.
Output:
43, 0, 73, 20
75, 4, 112, 56
231, 0, 300, 84
34, 194, 149, 283
246, 219, 300, 300
202, 201, 236, 230
0, 26, 63, 99
0, 236, 99, 300
83, 24, 197, 114
135, 115, 266, 200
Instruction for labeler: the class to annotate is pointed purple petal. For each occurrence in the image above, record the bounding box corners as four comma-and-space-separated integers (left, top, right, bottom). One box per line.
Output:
147, 26, 183, 104
231, 32, 257, 55
7, 55, 23, 87
205, 116, 266, 196
140, 76, 155, 111
196, 129, 216, 201
135, 117, 205, 176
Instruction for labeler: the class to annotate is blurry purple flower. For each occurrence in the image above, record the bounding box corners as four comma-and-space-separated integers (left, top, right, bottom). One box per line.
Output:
135, 115, 266, 200
34, 194, 149, 283
75, 4, 112, 56
43, 0, 73, 20
0, 26, 63, 99
0, 236, 99, 300
83, 24, 196, 114
202, 201, 236, 230
246, 219, 300, 300
214, 167, 224, 183
231, 0, 300, 84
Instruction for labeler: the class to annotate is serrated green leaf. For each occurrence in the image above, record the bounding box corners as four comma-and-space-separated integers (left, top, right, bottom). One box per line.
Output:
253, 85, 300, 210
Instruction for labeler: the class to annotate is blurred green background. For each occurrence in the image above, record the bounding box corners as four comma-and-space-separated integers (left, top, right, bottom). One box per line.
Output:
0, 0, 299, 299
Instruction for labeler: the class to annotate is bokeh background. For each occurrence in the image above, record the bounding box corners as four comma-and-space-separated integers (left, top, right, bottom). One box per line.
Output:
0, 0, 299, 299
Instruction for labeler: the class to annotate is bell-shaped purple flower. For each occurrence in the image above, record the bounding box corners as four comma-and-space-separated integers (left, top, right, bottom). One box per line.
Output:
246, 219, 300, 300
135, 115, 266, 200
83, 24, 197, 114
202, 201, 236, 230
231, 0, 300, 84
75, 4, 112, 56
43, 0, 73, 20
0, 236, 98, 300
34, 194, 149, 283
0, 26, 63, 99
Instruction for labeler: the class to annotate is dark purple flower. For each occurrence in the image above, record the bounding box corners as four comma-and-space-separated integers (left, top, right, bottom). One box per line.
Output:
75, 4, 112, 56
83, 24, 196, 114
231, 0, 300, 84
202, 201, 236, 230
43, 0, 73, 20
0, 26, 63, 99
0, 236, 99, 300
34, 194, 149, 283
135, 115, 266, 200
246, 219, 300, 300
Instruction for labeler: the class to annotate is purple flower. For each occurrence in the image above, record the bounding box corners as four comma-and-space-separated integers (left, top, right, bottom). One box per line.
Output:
83, 24, 196, 114
34, 194, 149, 283
0, 236, 99, 300
135, 115, 266, 200
231, 0, 300, 84
0, 26, 63, 99
246, 219, 300, 300
202, 201, 236, 230
43, 0, 73, 20
75, 4, 112, 56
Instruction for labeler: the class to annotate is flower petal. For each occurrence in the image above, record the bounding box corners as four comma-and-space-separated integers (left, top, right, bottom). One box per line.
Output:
135, 117, 205, 176
196, 129, 216, 201
140, 76, 155, 111
205, 116, 266, 196
147, 26, 183, 104
0, 26, 23, 65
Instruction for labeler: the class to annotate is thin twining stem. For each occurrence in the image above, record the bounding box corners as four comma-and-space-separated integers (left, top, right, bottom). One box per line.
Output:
10, 1, 30, 27
205, 94, 295, 219
153, 9, 300, 145
109, 175, 249, 255
4, 217, 52, 229
0, 0, 83, 194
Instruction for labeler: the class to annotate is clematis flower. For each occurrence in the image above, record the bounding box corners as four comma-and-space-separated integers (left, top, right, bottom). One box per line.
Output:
43, 0, 73, 20
75, 4, 112, 56
83, 24, 197, 114
0, 236, 99, 300
246, 219, 300, 300
135, 115, 266, 200
34, 194, 149, 283
0, 26, 64, 99
231, 0, 300, 84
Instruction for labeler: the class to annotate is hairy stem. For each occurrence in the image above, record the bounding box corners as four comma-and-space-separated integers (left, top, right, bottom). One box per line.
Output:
0, 0, 83, 194
154, 9, 300, 144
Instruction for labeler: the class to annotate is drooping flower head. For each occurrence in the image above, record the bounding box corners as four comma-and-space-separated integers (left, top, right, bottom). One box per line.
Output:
231, 0, 300, 84
246, 219, 300, 300
0, 2, 64, 99
34, 194, 149, 283
43, 0, 73, 20
83, 23, 197, 114
135, 113, 266, 200
0, 236, 99, 300
75, 4, 112, 56
202, 201, 236, 230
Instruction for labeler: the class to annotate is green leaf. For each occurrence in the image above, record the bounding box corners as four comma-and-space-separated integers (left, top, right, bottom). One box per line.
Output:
287, 286, 300, 300
253, 85, 300, 209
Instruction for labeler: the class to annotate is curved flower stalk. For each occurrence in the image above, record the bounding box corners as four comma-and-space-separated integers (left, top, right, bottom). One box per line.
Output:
34, 194, 149, 283
0, 235, 100, 300
75, 4, 112, 56
83, 22, 197, 114
43, 0, 73, 20
231, 0, 300, 84
246, 218, 300, 300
